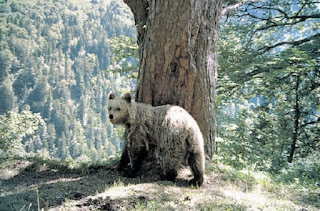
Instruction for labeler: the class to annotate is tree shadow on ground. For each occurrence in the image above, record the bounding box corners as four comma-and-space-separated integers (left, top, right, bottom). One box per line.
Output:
0, 157, 194, 211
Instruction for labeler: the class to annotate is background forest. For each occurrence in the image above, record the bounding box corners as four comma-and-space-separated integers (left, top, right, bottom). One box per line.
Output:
0, 0, 137, 162
216, 0, 320, 181
0, 0, 319, 182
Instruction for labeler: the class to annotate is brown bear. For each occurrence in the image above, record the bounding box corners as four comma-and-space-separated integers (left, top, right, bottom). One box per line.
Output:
108, 92, 205, 186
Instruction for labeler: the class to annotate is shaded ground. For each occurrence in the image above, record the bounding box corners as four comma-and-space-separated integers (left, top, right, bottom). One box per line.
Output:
0, 157, 319, 210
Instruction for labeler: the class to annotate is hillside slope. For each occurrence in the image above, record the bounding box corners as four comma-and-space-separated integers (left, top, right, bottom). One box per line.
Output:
1, 157, 319, 210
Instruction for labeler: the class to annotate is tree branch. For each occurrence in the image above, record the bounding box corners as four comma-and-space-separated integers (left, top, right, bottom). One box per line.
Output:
123, 0, 149, 46
258, 33, 320, 54
301, 118, 320, 128
221, 0, 260, 16
257, 13, 320, 31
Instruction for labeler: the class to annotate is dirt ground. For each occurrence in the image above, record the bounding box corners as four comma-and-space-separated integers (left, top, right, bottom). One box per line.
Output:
0, 158, 319, 211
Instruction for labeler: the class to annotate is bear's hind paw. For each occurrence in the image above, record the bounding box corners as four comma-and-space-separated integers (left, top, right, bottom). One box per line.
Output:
188, 178, 203, 187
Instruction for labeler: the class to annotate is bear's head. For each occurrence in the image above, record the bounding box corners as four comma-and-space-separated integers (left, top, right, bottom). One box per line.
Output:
108, 92, 132, 125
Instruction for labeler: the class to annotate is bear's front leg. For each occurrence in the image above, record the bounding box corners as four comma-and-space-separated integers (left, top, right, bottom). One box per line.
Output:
117, 145, 130, 172
124, 147, 148, 178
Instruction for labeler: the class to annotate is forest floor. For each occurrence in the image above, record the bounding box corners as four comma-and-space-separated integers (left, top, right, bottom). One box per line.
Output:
0, 157, 319, 211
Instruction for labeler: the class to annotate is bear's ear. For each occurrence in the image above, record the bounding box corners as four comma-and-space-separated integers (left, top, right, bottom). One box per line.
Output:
108, 92, 115, 100
122, 92, 132, 103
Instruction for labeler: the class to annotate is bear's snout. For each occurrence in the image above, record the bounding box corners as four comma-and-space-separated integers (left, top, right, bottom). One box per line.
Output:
109, 114, 113, 120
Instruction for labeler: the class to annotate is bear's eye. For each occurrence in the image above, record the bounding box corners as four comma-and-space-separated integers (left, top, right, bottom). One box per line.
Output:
116, 108, 121, 111
108, 107, 112, 111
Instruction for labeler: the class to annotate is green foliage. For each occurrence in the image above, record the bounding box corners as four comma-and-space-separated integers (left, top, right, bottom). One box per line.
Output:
0, 0, 137, 161
217, 0, 320, 182
108, 35, 139, 79
215, 163, 258, 191
0, 79, 15, 114
0, 110, 44, 157
275, 154, 320, 186
0, 49, 14, 82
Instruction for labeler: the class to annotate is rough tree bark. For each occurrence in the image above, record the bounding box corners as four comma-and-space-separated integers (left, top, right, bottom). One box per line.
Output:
123, 0, 226, 158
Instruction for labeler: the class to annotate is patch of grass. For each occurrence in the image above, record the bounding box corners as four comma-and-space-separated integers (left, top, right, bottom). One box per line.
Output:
131, 184, 248, 211
24, 156, 71, 172
134, 200, 166, 211
200, 200, 247, 211
21, 154, 120, 175
207, 162, 320, 210
213, 163, 257, 191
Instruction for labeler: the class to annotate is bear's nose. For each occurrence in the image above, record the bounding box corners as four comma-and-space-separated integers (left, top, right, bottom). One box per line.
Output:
109, 114, 113, 120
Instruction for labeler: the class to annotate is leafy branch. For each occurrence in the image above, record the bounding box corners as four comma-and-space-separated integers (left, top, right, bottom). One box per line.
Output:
107, 35, 139, 79
0, 111, 44, 156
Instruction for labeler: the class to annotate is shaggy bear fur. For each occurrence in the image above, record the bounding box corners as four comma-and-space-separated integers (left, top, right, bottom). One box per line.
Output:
108, 92, 205, 186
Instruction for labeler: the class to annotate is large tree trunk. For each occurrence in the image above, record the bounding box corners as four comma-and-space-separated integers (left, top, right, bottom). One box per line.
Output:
124, 0, 223, 158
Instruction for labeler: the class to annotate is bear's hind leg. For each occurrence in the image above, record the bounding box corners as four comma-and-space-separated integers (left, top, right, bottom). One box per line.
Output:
161, 156, 180, 182
188, 152, 204, 186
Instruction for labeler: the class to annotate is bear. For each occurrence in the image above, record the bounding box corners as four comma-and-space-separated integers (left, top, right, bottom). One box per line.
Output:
116, 123, 152, 177
108, 92, 205, 186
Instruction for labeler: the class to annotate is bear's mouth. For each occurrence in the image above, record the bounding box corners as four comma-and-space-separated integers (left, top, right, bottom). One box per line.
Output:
109, 117, 117, 124
109, 116, 128, 125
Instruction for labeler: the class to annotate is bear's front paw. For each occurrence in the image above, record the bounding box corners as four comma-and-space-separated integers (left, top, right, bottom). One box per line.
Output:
122, 170, 137, 178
